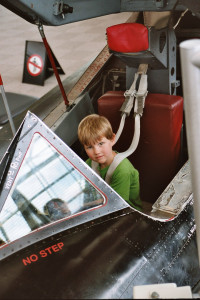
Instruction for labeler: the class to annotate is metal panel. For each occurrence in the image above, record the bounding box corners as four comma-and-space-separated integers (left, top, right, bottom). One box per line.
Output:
125, 28, 177, 94
121, 0, 187, 12
0, 0, 196, 26
0, 0, 121, 25
53, 92, 94, 145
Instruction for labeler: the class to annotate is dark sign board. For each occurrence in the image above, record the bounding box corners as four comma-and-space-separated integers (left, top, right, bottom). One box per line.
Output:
22, 41, 64, 86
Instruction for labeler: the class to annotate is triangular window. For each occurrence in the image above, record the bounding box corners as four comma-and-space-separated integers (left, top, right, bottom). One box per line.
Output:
0, 133, 105, 245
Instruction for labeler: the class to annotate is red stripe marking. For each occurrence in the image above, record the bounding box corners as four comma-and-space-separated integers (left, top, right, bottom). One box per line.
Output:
29, 61, 42, 70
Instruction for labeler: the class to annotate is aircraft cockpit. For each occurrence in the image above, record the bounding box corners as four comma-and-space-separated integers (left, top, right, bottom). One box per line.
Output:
0, 111, 131, 259
0, 107, 193, 260
0, 111, 198, 299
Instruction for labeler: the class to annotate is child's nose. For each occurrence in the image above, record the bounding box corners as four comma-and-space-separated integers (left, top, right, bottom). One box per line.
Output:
93, 146, 100, 154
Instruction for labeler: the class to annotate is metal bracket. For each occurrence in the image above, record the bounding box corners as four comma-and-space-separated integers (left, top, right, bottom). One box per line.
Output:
53, 0, 73, 18
171, 80, 180, 88
53, 0, 64, 16
155, 0, 168, 9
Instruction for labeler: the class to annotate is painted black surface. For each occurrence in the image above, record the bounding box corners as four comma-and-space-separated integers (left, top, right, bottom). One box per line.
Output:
0, 93, 38, 125
0, 201, 199, 299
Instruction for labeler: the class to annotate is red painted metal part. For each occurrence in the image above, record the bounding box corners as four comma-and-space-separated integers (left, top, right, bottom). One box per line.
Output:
0, 74, 3, 85
42, 36, 69, 107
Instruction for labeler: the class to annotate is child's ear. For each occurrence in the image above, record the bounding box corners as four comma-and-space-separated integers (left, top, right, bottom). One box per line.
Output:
111, 133, 116, 145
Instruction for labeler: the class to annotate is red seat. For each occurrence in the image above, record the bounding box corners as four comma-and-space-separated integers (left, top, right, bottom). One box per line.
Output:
98, 91, 183, 203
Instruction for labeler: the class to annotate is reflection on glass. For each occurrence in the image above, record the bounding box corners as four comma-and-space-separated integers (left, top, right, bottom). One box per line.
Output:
0, 133, 105, 245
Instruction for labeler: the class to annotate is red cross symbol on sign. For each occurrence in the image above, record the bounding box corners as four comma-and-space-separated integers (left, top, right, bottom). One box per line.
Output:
27, 54, 43, 77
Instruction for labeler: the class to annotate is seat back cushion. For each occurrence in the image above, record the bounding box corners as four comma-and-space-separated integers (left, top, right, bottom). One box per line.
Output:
98, 91, 183, 203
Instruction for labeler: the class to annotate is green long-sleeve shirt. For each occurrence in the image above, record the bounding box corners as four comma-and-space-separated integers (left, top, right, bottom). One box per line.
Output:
86, 157, 142, 210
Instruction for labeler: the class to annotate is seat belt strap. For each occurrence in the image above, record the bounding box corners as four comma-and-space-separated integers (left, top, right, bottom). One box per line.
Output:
91, 160, 100, 176
91, 64, 148, 184
115, 71, 139, 143
105, 114, 141, 184
134, 65, 148, 116
91, 154, 124, 185
115, 64, 148, 143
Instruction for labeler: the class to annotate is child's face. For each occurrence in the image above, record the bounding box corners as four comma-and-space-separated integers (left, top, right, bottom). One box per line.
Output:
84, 135, 116, 169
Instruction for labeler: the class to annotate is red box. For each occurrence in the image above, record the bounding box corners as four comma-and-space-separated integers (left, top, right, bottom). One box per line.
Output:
106, 23, 149, 53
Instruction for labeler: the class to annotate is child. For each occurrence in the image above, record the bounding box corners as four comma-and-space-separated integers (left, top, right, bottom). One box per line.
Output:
78, 114, 142, 210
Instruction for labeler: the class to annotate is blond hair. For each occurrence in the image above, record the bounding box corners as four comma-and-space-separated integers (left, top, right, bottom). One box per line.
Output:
78, 114, 114, 146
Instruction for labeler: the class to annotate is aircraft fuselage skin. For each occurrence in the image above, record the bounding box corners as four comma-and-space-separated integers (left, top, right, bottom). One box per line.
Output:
0, 201, 199, 299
